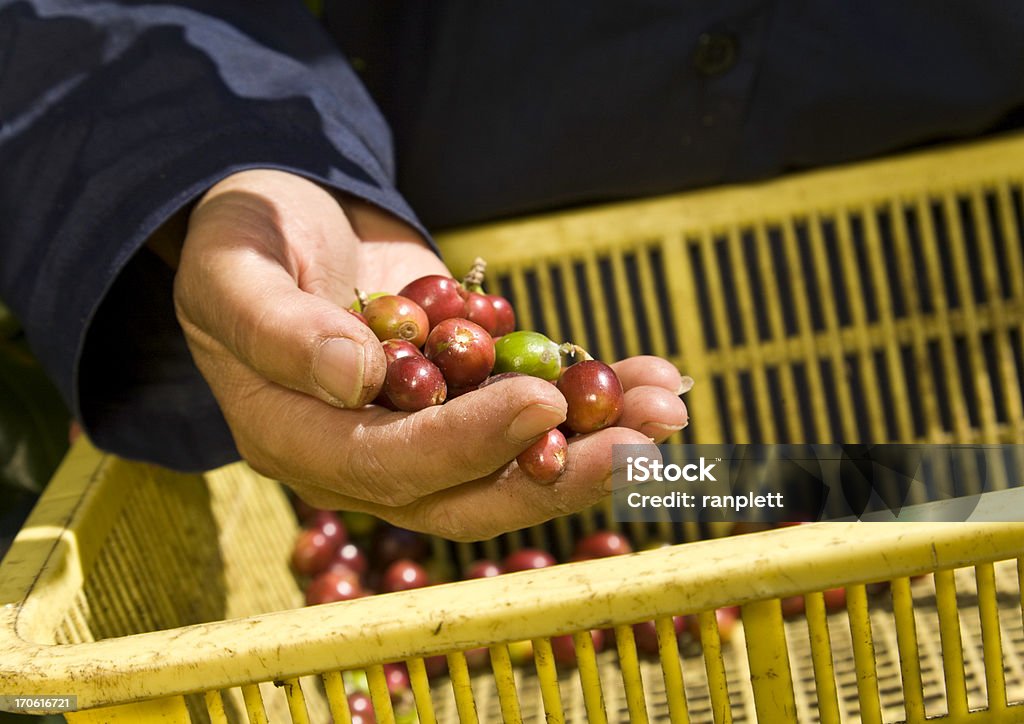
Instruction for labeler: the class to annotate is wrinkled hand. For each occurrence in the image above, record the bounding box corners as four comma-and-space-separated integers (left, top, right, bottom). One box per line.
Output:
174, 170, 687, 540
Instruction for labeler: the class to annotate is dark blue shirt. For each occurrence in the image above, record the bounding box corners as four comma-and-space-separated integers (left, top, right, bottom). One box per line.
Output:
2, 1, 1023, 470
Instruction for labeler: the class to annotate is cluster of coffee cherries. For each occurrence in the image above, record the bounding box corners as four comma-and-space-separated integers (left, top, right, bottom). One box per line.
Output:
289, 516, 882, 721
350, 259, 626, 483
289, 502, 744, 721
290, 506, 433, 723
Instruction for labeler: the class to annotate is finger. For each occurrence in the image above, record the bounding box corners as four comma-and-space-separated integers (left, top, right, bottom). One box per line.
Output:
397, 427, 661, 541
177, 231, 387, 408
611, 356, 687, 394
230, 376, 569, 507
617, 385, 689, 442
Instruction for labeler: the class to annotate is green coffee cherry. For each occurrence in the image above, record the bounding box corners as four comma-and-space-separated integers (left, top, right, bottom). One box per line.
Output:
493, 331, 561, 381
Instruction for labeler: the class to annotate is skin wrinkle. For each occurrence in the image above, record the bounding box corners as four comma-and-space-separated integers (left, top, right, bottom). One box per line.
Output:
348, 426, 424, 507
413, 407, 487, 473
416, 494, 474, 541
232, 289, 282, 378
203, 184, 349, 283
388, 405, 495, 492
175, 310, 254, 407
302, 272, 353, 309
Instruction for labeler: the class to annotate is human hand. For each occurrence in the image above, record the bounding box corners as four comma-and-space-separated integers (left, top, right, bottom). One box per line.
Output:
174, 170, 687, 540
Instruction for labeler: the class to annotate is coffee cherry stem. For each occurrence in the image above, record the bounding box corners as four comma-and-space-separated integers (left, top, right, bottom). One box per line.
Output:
353, 287, 370, 312
462, 257, 487, 293
559, 342, 594, 367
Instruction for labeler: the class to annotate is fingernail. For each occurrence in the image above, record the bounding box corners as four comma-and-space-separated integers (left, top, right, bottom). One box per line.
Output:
507, 404, 566, 444
641, 421, 689, 440
677, 376, 695, 395
605, 461, 632, 492
314, 337, 366, 406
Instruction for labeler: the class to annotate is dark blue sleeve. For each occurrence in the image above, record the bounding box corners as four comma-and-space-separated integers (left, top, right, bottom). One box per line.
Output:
0, 1, 427, 471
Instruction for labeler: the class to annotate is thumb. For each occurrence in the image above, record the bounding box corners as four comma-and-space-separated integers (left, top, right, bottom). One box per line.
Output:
175, 239, 386, 409
307, 299, 388, 408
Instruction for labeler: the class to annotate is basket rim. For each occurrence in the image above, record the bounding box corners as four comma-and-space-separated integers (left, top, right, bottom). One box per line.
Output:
436, 129, 1024, 267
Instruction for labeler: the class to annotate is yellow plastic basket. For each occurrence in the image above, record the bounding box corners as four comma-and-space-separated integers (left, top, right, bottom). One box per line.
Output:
3, 133, 1024, 723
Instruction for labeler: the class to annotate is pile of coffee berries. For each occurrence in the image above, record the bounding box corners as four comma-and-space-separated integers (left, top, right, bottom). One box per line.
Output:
288, 503, 904, 717
288, 501, 748, 692
353, 258, 628, 483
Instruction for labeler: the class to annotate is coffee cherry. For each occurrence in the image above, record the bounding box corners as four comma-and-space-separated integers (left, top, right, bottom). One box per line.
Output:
329, 542, 369, 578
372, 526, 430, 568
363, 295, 430, 346
423, 655, 448, 679
823, 587, 847, 611
398, 275, 467, 329
374, 340, 426, 409
689, 606, 740, 644
488, 295, 516, 336
306, 569, 363, 605
633, 616, 686, 656
381, 339, 424, 364
382, 663, 411, 698
493, 331, 561, 381
516, 429, 567, 483
291, 528, 342, 577
465, 559, 504, 579
574, 530, 632, 559
781, 596, 805, 618
557, 360, 624, 433
309, 510, 348, 549
424, 318, 495, 388
383, 356, 447, 412
464, 647, 491, 671
347, 692, 376, 724
381, 559, 431, 593
551, 630, 605, 666
463, 290, 499, 335
503, 548, 556, 572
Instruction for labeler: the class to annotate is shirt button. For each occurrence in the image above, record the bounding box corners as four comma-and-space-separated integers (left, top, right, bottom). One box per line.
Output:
693, 32, 738, 77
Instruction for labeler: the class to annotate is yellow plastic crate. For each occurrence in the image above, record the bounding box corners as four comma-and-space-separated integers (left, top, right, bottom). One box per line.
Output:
3, 133, 1024, 723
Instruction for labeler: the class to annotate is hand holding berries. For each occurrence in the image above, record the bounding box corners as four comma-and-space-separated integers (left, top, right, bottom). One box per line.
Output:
177, 171, 683, 541
297, 258, 684, 536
